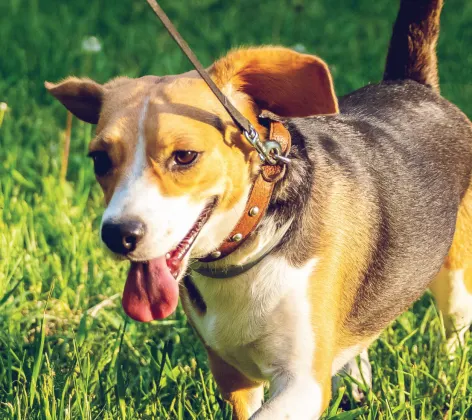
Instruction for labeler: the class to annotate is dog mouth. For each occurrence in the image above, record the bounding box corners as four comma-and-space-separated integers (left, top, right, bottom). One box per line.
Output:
121, 198, 217, 322
164, 199, 217, 278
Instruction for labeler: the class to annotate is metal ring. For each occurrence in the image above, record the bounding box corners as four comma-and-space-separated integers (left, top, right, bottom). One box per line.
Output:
262, 141, 282, 165
243, 126, 290, 166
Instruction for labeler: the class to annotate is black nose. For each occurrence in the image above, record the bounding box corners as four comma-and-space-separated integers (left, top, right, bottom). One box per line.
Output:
101, 220, 145, 255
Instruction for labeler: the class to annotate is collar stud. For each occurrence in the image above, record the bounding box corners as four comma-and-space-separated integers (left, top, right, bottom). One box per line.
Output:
210, 250, 222, 259
249, 206, 260, 217
231, 233, 243, 242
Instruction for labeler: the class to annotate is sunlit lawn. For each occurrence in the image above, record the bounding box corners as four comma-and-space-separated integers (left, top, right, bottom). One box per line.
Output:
1, 0, 471, 418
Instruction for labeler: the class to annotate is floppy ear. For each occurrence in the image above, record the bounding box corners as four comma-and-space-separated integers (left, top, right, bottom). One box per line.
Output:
44, 77, 104, 124
210, 47, 338, 117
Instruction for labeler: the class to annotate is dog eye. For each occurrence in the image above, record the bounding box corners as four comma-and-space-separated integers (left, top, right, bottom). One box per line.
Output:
173, 150, 198, 166
88, 151, 112, 176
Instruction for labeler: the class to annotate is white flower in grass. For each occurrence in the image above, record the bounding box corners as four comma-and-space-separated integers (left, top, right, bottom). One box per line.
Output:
293, 43, 307, 53
81, 36, 102, 53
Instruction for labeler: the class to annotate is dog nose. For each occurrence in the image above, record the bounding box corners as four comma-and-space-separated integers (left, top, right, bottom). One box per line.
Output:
101, 220, 145, 255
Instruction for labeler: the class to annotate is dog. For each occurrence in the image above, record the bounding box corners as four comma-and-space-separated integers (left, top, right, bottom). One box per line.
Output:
45, 0, 472, 417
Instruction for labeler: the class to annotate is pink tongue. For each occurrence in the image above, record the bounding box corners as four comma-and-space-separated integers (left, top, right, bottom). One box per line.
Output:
122, 257, 179, 322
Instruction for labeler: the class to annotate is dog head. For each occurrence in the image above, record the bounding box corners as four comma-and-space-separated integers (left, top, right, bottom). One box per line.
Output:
45, 47, 338, 322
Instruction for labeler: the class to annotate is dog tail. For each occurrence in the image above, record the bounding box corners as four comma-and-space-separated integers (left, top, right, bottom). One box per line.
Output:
383, 0, 443, 93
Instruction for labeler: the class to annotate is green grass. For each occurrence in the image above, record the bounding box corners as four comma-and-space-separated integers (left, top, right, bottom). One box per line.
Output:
1, 0, 472, 418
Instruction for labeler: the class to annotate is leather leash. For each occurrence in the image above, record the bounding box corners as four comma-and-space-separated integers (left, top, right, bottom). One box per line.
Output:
146, 0, 250, 134
145, 0, 291, 262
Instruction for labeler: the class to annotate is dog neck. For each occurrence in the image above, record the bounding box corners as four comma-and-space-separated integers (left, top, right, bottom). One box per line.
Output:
191, 121, 314, 278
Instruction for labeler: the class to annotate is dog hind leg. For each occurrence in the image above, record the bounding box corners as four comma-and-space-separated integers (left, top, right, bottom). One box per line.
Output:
430, 187, 472, 353
430, 267, 472, 353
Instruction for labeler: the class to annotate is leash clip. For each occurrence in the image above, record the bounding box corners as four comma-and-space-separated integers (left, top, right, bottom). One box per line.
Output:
244, 127, 290, 166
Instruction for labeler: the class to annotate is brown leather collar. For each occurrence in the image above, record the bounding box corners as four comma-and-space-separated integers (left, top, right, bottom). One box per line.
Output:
199, 120, 291, 263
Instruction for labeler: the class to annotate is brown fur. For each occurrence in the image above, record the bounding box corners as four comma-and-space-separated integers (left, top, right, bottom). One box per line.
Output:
210, 47, 339, 117
444, 184, 472, 274
305, 167, 380, 408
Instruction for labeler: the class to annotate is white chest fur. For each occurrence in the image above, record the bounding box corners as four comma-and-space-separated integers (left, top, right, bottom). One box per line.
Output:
187, 256, 318, 382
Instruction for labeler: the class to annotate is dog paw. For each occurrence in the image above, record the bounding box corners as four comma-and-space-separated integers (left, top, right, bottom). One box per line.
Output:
332, 350, 372, 404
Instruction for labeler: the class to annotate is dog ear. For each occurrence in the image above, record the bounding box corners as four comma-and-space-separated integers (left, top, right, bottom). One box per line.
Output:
45, 77, 104, 124
210, 47, 339, 117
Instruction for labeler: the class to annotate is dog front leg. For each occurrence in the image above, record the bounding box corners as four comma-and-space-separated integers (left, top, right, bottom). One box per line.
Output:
332, 349, 372, 402
250, 373, 327, 420
207, 347, 264, 420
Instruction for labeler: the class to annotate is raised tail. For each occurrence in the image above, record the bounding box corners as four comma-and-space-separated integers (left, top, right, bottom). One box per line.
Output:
383, 0, 443, 93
